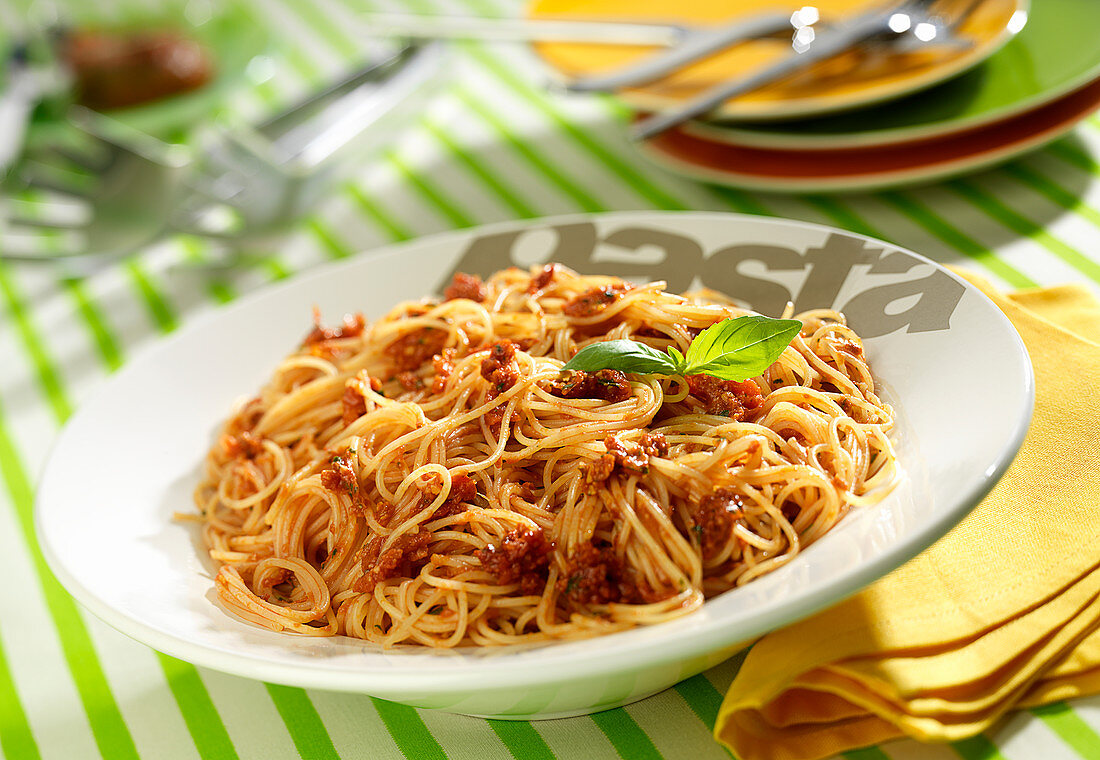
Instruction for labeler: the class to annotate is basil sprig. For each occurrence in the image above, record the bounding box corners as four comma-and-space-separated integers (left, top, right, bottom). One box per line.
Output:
561, 315, 801, 382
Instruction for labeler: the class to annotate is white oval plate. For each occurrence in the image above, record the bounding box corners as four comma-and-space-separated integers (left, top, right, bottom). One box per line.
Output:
35, 212, 1033, 719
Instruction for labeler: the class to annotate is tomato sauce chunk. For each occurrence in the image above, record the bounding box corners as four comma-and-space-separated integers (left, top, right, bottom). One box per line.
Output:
692, 487, 744, 561
477, 528, 554, 595
355, 532, 433, 593
396, 371, 422, 391
562, 283, 632, 318
321, 454, 359, 497
224, 431, 264, 459
431, 473, 478, 520
481, 340, 520, 393
342, 383, 367, 426
603, 433, 669, 476
583, 432, 668, 487
385, 327, 448, 372
547, 369, 631, 403
479, 341, 522, 430
559, 542, 669, 604
63, 29, 213, 111
432, 349, 457, 393
303, 310, 366, 347
528, 264, 558, 293
686, 375, 764, 420
443, 272, 487, 302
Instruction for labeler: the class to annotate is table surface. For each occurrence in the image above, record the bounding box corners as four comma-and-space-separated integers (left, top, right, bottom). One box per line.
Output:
3, 0, 1100, 758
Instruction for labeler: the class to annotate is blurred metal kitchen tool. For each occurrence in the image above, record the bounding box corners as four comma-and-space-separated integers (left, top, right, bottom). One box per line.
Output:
177, 42, 444, 239
567, 0, 989, 93
0, 42, 446, 269
0, 43, 66, 176
562, 11, 794, 93
3, 114, 191, 267
887, 0, 985, 53
631, 0, 981, 140
357, 12, 684, 46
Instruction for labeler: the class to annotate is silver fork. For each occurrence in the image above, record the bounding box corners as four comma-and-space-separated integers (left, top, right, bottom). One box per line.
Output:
178, 42, 444, 238
2, 118, 192, 269
630, 0, 982, 140
0, 42, 445, 271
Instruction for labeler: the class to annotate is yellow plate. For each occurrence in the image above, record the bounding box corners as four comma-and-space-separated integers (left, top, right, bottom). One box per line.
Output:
528, 0, 1027, 121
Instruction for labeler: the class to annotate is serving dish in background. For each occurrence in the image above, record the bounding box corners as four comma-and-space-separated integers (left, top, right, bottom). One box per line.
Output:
10, 0, 269, 143
34, 212, 1033, 718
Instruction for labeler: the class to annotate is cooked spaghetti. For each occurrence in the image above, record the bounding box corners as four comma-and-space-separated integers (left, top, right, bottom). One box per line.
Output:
192, 265, 899, 647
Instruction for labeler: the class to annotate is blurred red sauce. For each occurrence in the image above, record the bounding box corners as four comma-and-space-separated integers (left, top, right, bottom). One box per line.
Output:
61, 29, 214, 110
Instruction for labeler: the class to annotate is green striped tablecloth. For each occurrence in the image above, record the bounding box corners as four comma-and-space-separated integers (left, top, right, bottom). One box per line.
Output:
3, 0, 1100, 758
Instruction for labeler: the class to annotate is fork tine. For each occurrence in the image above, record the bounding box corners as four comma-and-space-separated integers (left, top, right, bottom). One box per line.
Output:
3, 210, 89, 230
5, 188, 88, 211
68, 106, 192, 168
18, 160, 97, 198
0, 226, 85, 258
22, 130, 113, 173
50, 142, 114, 174
180, 139, 253, 205
181, 170, 246, 205
191, 137, 265, 186
0, 242, 124, 279
17, 176, 94, 199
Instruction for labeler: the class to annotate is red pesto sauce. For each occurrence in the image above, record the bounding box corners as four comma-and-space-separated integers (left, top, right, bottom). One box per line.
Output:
61, 28, 214, 110
305, 271, 770, 605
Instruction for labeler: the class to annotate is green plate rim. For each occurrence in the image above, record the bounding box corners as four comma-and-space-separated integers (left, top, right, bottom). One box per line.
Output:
640, 77, 1100, 192
684, 0, 1100, 149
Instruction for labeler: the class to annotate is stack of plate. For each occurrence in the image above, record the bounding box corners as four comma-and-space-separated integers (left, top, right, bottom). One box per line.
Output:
529, 0, 1100, 192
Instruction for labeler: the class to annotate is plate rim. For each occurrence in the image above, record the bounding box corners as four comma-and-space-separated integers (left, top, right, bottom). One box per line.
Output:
637, 76, 1100, 193
684, 63, 1100, 150
34, 211, 1036, 694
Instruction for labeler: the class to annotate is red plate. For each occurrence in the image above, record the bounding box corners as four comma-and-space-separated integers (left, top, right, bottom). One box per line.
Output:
637, 74, 1100, 192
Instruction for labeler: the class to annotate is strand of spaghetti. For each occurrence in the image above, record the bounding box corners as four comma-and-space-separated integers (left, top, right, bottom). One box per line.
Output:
191, 265, 900, 647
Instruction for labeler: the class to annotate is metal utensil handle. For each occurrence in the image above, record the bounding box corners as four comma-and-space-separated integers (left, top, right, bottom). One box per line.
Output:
631, 9, 897, 140
261, 45, 415, 159
0, 52, 41, 175
357, 12, 683, 47
567, 12, 794, 93
257, 46, 413, 137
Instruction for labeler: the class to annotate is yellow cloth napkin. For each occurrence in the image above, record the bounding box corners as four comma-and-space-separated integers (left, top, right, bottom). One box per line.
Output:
714, 270, 1100, 760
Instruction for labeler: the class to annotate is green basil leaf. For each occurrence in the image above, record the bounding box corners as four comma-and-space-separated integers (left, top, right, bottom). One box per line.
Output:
561, 339, 679, 375
666, 345, 686, 372
683, 316, 802, 381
